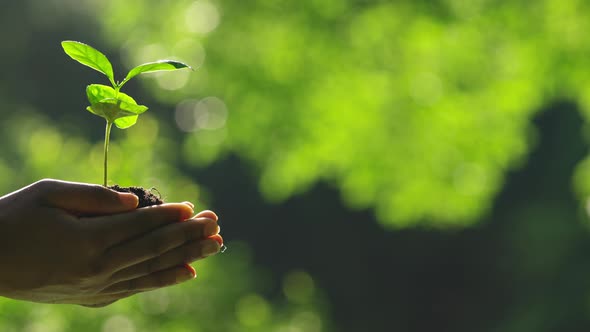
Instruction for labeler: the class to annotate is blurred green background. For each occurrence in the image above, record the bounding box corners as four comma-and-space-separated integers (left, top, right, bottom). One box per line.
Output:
2, 0, 590, 331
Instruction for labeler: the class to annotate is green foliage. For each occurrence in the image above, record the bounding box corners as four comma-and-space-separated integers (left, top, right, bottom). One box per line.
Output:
84, 0, 590, 228
62, 40, 191, 126
61, 41, 115, 86
120, 60, 193, 88
90, 0, 544, 227
62, 41, 190, 185
86, 84, 147, 129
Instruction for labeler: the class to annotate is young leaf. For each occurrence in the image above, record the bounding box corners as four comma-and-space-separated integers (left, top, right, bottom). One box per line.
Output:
118, 60, 191, 88
86, 84, 146, 110
111, 98, 148, 128
86, 100, 137, 122
62, 41, 116, 86
86, 84, 148, 124
117, 98, 148, 115
86, 84, 117, 105
114, 115, 140, 129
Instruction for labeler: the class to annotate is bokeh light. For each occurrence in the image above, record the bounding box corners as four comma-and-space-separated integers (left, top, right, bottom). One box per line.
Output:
185, 0, 221, 35
175, 97, 227, 132
283, 270, 315, 304
102, 315, 135, 332
235, 294, 271, 327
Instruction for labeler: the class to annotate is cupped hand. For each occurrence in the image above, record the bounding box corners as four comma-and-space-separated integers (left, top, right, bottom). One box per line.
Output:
0, 179, 222, 306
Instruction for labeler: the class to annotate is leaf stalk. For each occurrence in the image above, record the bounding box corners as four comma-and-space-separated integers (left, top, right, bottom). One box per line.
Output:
103, 121, 113, 187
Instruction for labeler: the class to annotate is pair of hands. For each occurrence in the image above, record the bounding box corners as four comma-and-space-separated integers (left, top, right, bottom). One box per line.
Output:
0, 179, 222, 307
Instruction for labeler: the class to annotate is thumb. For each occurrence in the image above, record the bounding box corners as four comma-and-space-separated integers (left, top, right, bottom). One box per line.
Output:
35, 179, 138, 214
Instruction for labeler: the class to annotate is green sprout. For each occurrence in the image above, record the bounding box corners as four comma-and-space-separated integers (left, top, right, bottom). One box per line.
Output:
61, 41, 191, 186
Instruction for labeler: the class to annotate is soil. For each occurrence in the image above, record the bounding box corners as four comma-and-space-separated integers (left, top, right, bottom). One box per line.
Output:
109, 185, 163, 208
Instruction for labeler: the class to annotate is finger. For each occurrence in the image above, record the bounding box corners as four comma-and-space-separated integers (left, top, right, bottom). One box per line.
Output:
182, 201, 194, 209
74, 293, 137, 307
110, 237, 221, 282
101, 265, 195, 295
81, 300, 119, 308
208, 234, 224, 246
36, 179, 138, 214
194, 210, 218, 221
59, 294, 132, 307
85, 203, 195, 248
184, 263, 196, 278
100, 216, 218, 272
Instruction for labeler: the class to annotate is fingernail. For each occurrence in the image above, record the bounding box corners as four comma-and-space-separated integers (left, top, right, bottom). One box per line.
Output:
204, 222, 219, 237
180, 205, 195, 221
184, 263, 197, 279
195, 210, 218, 221
202, 239, 221, 256
119, 193, 139, 208
177, 265, 196, 283
210, 234, 223, 246
182, 201, 195, 209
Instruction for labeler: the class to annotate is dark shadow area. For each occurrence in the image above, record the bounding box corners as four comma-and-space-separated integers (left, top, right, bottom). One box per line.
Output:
194, 102, 590, 332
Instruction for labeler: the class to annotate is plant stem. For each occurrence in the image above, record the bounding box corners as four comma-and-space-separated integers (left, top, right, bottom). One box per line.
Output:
103, 121, 113, 187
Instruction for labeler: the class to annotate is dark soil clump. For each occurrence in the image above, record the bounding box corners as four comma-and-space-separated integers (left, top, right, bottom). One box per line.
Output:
109, 185, 163, 208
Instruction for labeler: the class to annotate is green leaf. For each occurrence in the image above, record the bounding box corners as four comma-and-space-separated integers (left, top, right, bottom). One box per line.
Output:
86, 84, 117, 105
86, 84, 147, 112
62, 41, 116, 86
86, 100, 136, 122
85, 84, 148, 126
112, 98, 148, 128
119, 60, 191, 88
117, 98, 148, 115
114, 115, 140, 129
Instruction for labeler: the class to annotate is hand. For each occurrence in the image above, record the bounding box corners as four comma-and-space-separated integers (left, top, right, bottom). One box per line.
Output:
0, 179, 222, 306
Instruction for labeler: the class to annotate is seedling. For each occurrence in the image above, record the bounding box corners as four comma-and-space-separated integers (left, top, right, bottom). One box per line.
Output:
62, 41, 191, 186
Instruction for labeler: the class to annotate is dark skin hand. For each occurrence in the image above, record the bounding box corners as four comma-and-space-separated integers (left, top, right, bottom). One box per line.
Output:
0, 179, 223, 307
